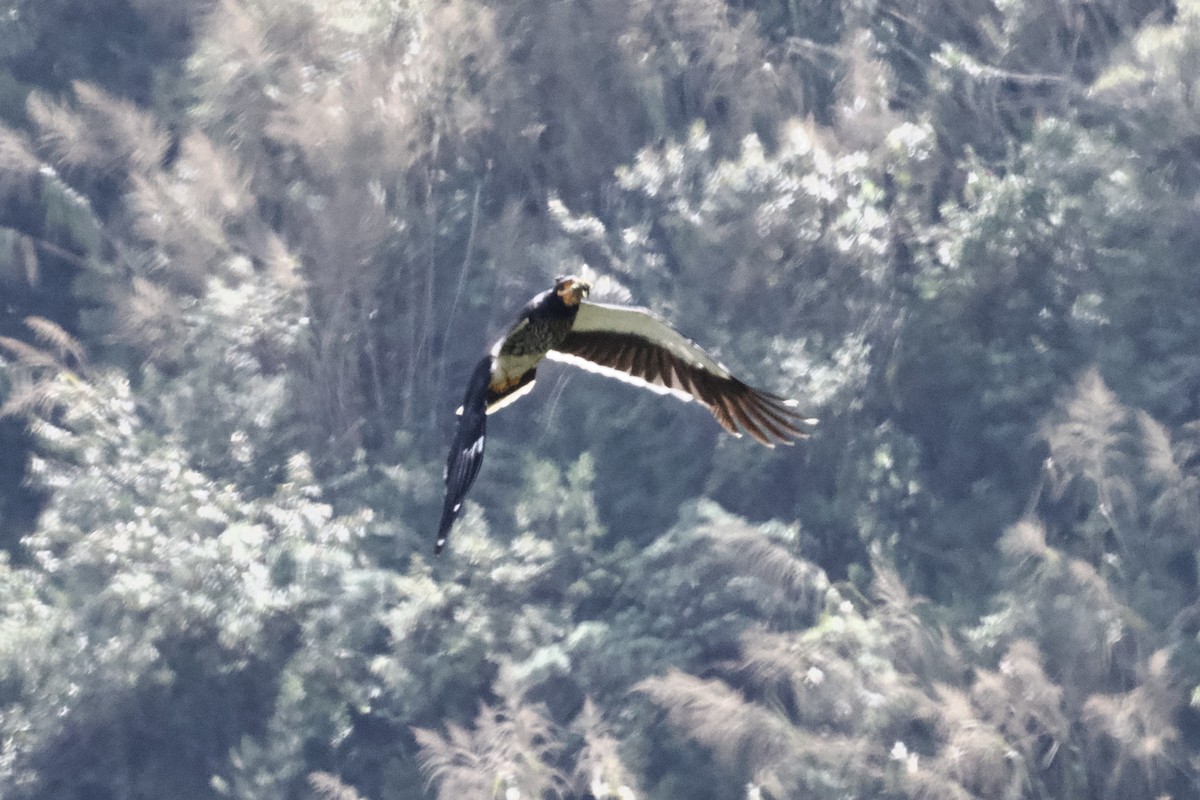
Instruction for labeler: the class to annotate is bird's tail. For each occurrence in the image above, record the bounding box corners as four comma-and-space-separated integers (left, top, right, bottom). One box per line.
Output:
435, 356, 492, 554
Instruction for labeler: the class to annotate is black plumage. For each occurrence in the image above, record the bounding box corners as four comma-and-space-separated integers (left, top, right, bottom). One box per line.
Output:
435, 356, 492, 554
435, 277, 585, 552
434, 275, 814, 553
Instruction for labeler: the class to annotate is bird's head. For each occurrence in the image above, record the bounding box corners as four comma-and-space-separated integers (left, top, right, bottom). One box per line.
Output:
554, 275, 591, 306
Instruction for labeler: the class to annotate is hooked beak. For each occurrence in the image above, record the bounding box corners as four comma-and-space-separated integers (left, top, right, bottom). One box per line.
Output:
557, 277, 591, 306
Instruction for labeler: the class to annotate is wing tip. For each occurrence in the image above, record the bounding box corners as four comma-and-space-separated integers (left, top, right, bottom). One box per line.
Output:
734, 395, 818, 447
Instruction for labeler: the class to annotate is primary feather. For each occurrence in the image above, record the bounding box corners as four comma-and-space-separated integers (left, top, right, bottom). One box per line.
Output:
549, 302, 812, 446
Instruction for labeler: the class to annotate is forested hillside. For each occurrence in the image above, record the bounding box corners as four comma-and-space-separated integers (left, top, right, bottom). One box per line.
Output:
2, 0, 1199, 797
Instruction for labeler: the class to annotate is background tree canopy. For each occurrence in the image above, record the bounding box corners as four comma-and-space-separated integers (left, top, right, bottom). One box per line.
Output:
2, 0, 1199, 798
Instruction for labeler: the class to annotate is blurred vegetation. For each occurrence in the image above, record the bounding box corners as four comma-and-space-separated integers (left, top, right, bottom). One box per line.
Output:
2, 0, 1199, 798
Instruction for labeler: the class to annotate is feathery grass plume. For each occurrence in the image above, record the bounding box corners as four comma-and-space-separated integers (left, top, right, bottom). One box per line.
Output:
1137, 411, 1182, 484
622, 0, 804, 157
0, 317, 85, 419
110, 275, 187, 362
997, 641, 1067, 739
998, 519, 1052, 565
414, 667, 566, 800
1082, 649, 1184, 798
24, 92, 94, 172
1050, 554, 1132, 667
29, 82, 169, 180
669, 553, 956, 799
0, 127, 41, 271
1041, 367, 1138, 539
187, 0, 506, 443
988, 513, 1144, 709
1175, 419, 1200, 472
929, 684, 1024, 798
307, 772, 365, 800
750, 732, 881, 799
872, 557, 961, 682
729, 626, 808, 715
690, 505, 828, 624
0, 336, 60, 371
646, 623, 912, 794
715, 531, 826, 616
571, 699, 640, 800
1135, 410, 1200, 540
0, 376, 61, 420
635, 669, 796, 776
127, 133, 259, 292
23, 317, 85, 369
733, 621, 940, 748
0, 129, 42, 279
0, 127, 104, 282
970, 641, 1068, 783
904, 770, 977, 800
0, 125, 40, 179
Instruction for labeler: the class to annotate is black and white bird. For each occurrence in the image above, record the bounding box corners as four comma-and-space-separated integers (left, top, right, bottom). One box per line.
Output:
435, 275, 815, 553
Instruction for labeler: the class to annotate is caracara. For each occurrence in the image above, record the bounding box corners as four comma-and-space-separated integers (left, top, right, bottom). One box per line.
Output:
435, 275, 815, 553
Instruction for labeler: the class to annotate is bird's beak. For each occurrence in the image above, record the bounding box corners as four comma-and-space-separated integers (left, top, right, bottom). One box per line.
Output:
559, 278, 591, 305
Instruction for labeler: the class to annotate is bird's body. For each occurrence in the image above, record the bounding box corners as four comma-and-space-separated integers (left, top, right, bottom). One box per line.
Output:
485, 282, 582, 410
435, 275, 814, 553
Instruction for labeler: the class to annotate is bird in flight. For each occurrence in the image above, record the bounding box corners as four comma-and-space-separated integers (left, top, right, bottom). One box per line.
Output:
435, 275, 815, 553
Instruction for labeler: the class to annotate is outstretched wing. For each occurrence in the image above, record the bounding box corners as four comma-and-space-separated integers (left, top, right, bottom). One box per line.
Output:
436, 356, 493, 553
546, 302, 814, 446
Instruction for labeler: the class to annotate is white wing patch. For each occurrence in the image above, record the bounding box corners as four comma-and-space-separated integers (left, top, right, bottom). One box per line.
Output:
544, 350, 696, 403
570, 302, 732, 378
485, 378, 537, 414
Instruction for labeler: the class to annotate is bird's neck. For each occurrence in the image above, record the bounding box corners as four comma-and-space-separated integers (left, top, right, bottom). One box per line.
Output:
527, 289, 579, 321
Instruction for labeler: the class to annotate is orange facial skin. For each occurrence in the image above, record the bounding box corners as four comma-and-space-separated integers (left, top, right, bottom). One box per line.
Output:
555, 276, 591, 306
